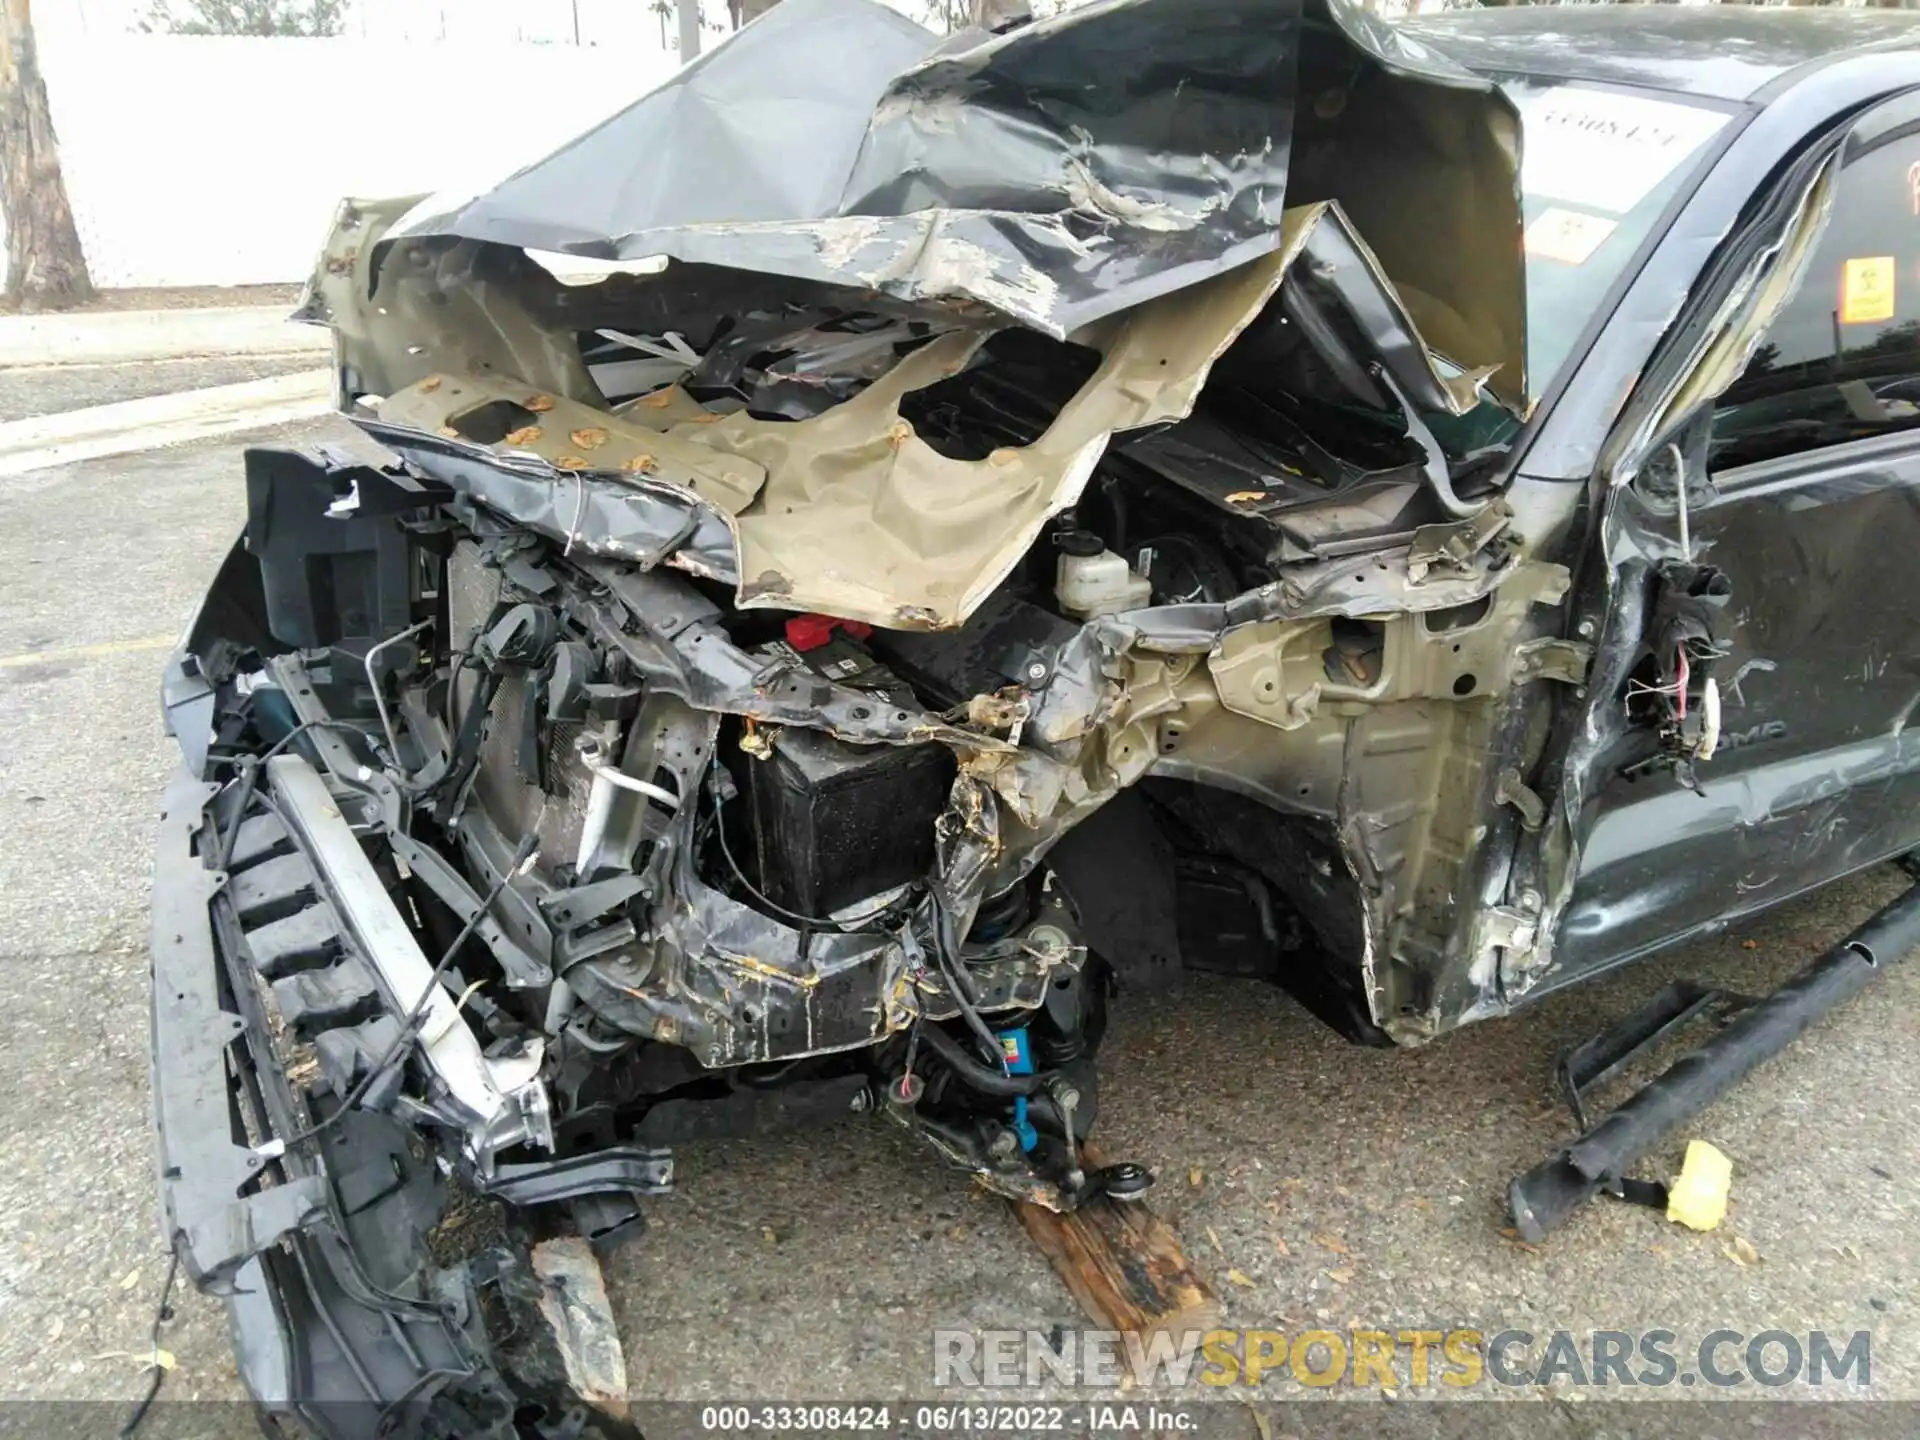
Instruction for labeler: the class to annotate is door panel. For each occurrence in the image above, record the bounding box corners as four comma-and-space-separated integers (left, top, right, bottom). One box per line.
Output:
1559, 440, 1920, 971
1555, 92, 1920, 975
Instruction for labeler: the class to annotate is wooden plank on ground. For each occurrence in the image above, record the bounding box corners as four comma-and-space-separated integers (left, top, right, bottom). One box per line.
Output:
1011, 1147, 1220, 1373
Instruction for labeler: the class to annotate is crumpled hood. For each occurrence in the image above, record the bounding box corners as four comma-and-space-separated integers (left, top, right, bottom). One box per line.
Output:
376, 0, 1526, 404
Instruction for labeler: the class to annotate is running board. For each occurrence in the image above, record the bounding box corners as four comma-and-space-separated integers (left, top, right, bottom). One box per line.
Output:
1510, 878, 1920, 1242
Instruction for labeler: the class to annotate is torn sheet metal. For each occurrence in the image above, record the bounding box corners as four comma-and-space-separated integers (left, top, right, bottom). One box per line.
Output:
390, 0, 939, 251
1620, 155, 1839, 478
360, 423, 742, 580
371, 203, 1487, 632
698, 235, 1303, 630
376, 372, 767, 513
376, 0, 1524, 396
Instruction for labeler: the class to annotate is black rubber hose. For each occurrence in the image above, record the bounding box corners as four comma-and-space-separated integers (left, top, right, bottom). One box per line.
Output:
917, 1020, 1042, 1098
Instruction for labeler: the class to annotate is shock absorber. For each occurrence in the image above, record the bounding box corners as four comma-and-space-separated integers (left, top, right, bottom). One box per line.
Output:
1029, 956, 1105, 1067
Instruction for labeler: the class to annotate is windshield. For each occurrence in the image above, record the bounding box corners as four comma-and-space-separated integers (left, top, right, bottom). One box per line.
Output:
1503, 80, 1735, 397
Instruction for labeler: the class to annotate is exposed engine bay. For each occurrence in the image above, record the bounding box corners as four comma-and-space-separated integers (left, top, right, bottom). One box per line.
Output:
230, 162, 1566, 1156
188, 329, 1559, 1212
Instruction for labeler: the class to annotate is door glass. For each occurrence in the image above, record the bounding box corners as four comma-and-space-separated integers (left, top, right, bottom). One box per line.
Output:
1711, 108, 1920, 470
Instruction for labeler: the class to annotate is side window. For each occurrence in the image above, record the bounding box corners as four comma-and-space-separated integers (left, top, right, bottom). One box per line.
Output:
1710, 107, 1920, 471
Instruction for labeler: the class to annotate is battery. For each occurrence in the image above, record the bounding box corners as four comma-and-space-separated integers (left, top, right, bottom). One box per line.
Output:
748, 726, 956, 917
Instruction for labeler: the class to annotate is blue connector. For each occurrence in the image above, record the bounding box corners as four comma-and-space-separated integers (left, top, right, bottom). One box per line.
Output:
997, 1027, 1038, 1153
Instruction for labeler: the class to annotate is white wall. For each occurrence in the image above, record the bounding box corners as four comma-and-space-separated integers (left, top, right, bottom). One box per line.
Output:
21, 32, 683, 288
16, 0, 1195, 291
59, 0, 771, 48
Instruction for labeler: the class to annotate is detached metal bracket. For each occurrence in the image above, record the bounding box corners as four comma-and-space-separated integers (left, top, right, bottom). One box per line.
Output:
1555, 980, 1746, 1132
1513, 637, 1593, 687
477, 1146, 674, 1207
1406, 502, 1512, 583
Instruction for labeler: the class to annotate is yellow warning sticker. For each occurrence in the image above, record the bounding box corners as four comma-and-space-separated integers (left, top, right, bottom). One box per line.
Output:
1841, 256, 1897, 325
1524, 208, 1618, 266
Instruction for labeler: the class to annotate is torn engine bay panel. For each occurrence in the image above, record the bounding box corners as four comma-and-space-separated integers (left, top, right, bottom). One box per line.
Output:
149, 0, 1920, 1431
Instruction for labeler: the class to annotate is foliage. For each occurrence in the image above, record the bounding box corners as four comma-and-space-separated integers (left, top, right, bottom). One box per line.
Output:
713, 0, 1067, 36
138, 0, 347, 37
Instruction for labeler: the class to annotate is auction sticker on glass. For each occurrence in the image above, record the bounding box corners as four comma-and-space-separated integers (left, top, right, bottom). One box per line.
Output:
1519, 85, 1731, 216
1840, 255, 1897, 325
1524, 208, 1619, 266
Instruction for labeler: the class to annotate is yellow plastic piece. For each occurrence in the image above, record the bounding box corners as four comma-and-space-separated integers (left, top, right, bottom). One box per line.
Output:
1666, 1140, 1733, 1232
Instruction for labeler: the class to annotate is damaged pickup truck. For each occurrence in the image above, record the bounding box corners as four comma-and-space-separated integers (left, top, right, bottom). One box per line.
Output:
150, 0, 1920, 1431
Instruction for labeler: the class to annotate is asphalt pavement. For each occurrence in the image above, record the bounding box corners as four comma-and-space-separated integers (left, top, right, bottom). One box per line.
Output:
0, 404, 1912, 1434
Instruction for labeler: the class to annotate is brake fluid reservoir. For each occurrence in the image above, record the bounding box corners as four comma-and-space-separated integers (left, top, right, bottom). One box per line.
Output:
1054, 531, 1152, 620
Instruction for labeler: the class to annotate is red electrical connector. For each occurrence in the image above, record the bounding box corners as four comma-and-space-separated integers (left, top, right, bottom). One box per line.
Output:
785, 613, 874, 652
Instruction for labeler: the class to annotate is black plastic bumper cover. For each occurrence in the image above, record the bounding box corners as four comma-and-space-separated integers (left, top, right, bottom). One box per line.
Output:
151, 765, 536, 1437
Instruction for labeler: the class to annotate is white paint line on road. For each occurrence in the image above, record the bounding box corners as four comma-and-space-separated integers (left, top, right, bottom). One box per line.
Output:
0, 634, 177, 669
0, 369, 334, 476
0, 306, 330, 368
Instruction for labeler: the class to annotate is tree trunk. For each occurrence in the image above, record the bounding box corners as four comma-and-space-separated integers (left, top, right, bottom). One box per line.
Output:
726, 0, 781, 30
0, 0, 93, 311
971, 0, 1031, 28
